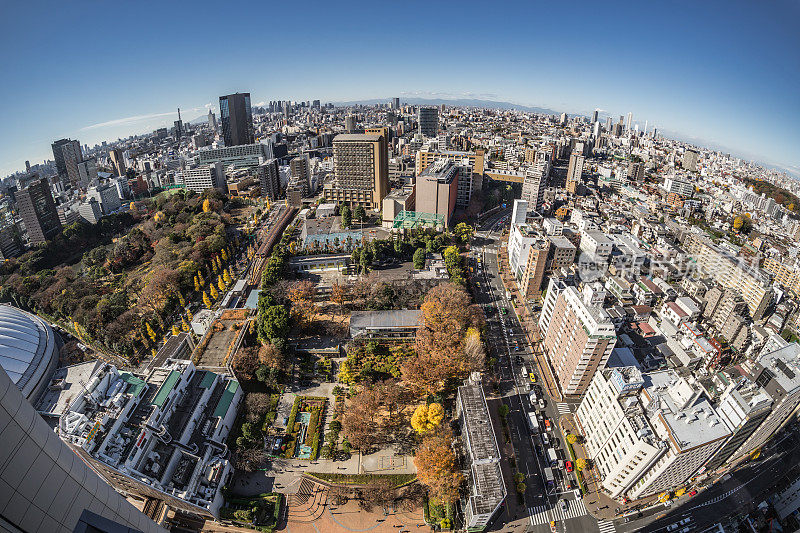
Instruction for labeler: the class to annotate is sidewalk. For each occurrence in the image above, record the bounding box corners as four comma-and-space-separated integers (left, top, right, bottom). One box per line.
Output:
558, 412, 662, 520
497, 244, 562, 402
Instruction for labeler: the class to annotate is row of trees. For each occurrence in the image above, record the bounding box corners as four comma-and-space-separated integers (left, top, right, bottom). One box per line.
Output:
0, 189, 232, 360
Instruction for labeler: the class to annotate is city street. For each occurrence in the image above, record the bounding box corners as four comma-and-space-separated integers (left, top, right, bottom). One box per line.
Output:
472, 210, 602, 533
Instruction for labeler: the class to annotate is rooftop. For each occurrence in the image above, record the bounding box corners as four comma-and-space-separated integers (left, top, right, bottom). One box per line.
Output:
643, 370, 730, 452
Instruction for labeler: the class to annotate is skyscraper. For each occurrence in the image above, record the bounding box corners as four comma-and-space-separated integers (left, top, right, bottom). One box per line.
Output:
219, 92, 254, 146
591, 109, 599, 123
323, 133, 389, 210
626, 111, 633, 131
418, 107, 439, 137
51, 138, 82, 184
259, 158, 281, 200
208, 109, 217, 130
109, 148, 126, 176
345, 115, 357, 133
392, 97, 400, 110
16, 178, 62, 244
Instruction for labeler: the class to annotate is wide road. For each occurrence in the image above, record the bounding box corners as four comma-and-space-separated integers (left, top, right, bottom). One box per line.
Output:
470, 211, 800, 533
472, 211, 605, 533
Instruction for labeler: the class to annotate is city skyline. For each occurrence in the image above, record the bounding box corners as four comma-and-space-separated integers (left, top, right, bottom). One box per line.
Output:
1, 0, 799, 177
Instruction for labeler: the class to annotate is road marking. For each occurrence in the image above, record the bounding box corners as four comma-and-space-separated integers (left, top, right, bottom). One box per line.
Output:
529, 505, 550, 525
597, 519, 616, 533
529, 498, 588, 525
557, 403, 571, 415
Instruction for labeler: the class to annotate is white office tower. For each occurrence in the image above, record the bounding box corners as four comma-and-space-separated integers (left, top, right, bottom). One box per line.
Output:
627, 371, 730, 499
626, 112, 633, 131
0, 366, 164, 532
729, 336, 800, 462
182, 162, 226, 193
579, 368, 731, 500
577, 367, 661, 498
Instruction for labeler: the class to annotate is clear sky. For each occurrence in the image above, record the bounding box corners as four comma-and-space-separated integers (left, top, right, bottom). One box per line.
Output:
2, 0, 799, 176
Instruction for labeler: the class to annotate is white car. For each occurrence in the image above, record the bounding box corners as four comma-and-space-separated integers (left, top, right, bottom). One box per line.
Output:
559, 500, 567, 513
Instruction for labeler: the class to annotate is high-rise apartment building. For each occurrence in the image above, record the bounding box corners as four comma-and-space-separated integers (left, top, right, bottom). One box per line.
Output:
323, 133, 389, 210
540, 285, 617, 396
418, 107, 439, 137
109, 148, 126, 176
16, 178, 62, 244
290, 155, 311, 190
521, 149, 551, 211
219, 92, 254, 146
345, 115, 357, 133
259, 158, 281, 200
684, 233, 772, 320
566, 150, 584, 194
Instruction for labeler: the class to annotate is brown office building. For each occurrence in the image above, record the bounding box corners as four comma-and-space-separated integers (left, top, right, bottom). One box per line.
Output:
415, 159, 459, 227
323, 133, 389, 210
16, 178, 62, 244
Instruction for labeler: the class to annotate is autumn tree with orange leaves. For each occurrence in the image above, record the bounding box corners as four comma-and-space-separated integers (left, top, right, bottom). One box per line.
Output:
414, 428, 464, 503
402, 283, 485, 394
288, 280, 317, 326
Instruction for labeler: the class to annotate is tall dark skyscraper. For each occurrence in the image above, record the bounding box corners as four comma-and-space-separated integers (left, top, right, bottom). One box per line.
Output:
16, 178, 62, 244
219, 92, 254, 146
51, 138, 82, 184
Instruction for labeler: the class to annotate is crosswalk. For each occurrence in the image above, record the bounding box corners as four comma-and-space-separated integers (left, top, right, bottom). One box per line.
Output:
597, 519, 617, 533
528, 497, 588, 525
557, 402, 571, 415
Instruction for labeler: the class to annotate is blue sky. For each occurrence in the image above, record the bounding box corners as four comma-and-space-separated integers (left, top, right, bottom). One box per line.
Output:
2, 0, 799, 176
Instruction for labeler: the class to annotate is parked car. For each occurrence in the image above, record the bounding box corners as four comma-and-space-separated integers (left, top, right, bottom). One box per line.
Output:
565, 460, 574, 473
538, 398, 546, 410
688, 490, 698, 496
559, 500, 567, 513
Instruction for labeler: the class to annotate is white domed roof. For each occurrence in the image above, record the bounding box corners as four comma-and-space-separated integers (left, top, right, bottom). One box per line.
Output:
0, 305, 59, 401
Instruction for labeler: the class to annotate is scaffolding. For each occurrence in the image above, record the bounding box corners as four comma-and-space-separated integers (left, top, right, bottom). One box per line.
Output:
392, 210, 445, 230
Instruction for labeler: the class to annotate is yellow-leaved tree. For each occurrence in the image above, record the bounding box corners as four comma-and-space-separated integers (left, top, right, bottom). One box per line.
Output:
202, 198, 212, 212
411, 403, 444, 434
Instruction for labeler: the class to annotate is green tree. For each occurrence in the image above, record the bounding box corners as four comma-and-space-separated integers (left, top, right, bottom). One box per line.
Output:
261, 254, 286, 287
413, 248, 427, 270
341, 204, 352, 228
258, 302, 290, 343
453, 223, 475, 245
353, 203, 365, 224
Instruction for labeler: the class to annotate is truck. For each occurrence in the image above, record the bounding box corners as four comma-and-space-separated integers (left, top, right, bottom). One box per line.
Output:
547, 448, 558, 466
520, 365, 529, 378
527, 412, 539, 433
544, 467, 555, 486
